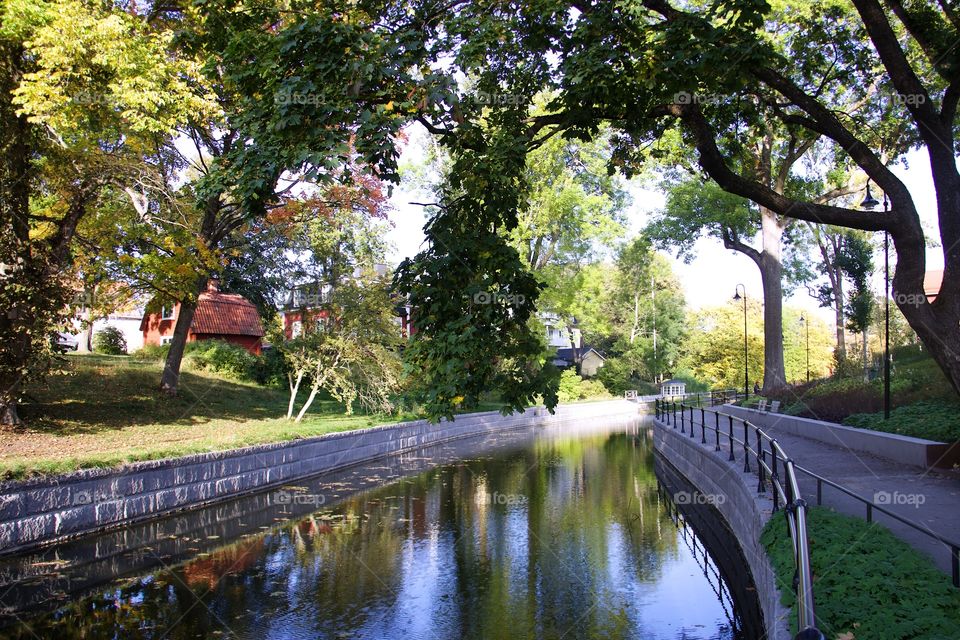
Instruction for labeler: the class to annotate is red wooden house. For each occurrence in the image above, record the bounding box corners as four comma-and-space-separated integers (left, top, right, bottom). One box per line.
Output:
140, 280, 265, 354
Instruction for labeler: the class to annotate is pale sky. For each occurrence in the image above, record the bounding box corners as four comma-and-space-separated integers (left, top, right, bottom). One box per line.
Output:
384, 127, 942, 330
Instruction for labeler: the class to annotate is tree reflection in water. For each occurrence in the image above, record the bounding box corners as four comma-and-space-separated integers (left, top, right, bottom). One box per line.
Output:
4, 427, 753, 639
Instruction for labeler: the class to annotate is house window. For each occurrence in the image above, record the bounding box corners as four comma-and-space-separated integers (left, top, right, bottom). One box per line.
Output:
291, 321, 303, 338
160, 336, 174, 345
161, 305, 175, 320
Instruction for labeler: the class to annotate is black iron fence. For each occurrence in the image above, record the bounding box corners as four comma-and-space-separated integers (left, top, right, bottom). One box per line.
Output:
654, 398, 822, 640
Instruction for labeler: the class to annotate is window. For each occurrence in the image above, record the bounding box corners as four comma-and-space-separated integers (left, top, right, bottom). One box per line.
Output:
291, 321, 302, 338
161, 305, 175, 320
160, 336, 174, 345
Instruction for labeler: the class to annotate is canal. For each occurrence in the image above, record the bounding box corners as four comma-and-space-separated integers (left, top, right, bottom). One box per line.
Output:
0, 417, 762, 639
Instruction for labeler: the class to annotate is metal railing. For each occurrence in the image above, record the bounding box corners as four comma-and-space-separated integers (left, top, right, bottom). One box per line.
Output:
655, 397, 823, 640
792, 462, 960, 588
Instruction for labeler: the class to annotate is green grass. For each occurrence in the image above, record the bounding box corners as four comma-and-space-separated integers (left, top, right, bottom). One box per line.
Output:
764, 346, 960, 441
762, 506, 960, 640
843, 400, 960, 442
4, 354, 420, 481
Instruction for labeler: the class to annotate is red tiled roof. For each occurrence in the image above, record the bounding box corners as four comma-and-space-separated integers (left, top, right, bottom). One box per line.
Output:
924, 269, 943, 301
192, 291, 264, 337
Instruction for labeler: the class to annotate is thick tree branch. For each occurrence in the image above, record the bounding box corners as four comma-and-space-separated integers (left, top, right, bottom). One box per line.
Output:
664, 103, 889, 231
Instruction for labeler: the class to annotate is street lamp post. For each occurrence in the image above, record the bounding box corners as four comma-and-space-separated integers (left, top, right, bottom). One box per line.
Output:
733, 284, 748, 397
861, 181, 891, 419
799, 315, 810, 383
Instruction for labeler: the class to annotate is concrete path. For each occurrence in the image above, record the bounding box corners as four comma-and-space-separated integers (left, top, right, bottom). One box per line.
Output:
661, 405, 960, 580
728, 410, 960, 579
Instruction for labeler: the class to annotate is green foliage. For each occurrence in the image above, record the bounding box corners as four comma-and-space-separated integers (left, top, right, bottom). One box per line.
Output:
595, 357, 657, 395
557, 369, 610, 404
647, 179, 757, 262
844, 401, 960, 443
282, 269, 402, 420
680, 303, 833, 389
92, 326, 126, 355
395, 119, 559, 421
762, 507, 960, 639
184, 340, 257, 382
249, 347, 289, 388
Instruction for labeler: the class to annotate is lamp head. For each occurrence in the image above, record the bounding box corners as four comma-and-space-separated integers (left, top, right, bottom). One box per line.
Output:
860, 182, 880, 210
733, 291, 741, 301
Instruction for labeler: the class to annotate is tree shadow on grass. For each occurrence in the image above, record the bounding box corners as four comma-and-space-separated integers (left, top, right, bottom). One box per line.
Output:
18, 357, 347, 436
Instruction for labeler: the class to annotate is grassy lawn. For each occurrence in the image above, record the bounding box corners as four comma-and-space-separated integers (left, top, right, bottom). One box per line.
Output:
762, 506, 960, 640
2, 354, 417, 480
759, 346, 960, 442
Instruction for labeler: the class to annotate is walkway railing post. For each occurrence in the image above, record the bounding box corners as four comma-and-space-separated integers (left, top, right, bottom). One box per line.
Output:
689, 406, 695, 438
714, 412, 721, 452
700, 408, 707, 444
742, 421, 751, 473
727, 415, 735, 462
756, 428, 766, 494
770, 439, 780, 512
680, 404, 686, 434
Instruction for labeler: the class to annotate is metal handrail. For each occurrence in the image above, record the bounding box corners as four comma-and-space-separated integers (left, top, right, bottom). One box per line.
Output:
789, 462, 960, 588
655, 397, 823, 640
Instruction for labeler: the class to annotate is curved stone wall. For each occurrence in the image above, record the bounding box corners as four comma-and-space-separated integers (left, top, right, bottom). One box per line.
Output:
0, 401, 638, 555
652, 417, 793, 640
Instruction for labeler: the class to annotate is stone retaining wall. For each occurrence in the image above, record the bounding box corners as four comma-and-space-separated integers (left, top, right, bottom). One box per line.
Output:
0, 401, 638, 555
652, 417, 793, 640
721, 404, 959, 468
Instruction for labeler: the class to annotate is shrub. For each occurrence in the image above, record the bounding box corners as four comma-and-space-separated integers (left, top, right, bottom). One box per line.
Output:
557, 369, 610, 403
249, 346, 289, 387
844, 400, 960, 442
762, 507, 960, 639
184, 340, 256, 381
92, 326, 127, 355
132, 343, 171, 361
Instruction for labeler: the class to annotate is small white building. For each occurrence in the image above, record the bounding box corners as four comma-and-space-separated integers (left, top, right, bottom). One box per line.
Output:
660, 379, 686, 397
540, 313, 582, 348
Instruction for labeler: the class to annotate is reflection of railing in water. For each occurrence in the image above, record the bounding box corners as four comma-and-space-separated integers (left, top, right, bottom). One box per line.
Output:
659, 487, 740, 635
655, 398, 823, 640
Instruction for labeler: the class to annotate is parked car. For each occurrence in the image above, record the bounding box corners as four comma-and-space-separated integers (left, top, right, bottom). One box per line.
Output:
55, 332, 79, 352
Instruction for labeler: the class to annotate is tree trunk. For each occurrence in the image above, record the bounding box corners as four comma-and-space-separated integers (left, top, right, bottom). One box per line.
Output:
0, 402, 20, 426
862, 328, 869, 382
287, 372, 303, 419
759, 208, 787, 391
833, 283, 845, 362
159, 277, 206, 396
295, 385, 320, 423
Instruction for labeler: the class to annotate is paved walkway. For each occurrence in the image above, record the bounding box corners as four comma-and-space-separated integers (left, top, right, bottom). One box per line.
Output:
661, 405, 960, 579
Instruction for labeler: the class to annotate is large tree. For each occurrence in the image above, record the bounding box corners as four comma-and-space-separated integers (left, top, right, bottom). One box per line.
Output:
1, 0, 197, 424
549, 0, 960, 394
135, 0, 432, 396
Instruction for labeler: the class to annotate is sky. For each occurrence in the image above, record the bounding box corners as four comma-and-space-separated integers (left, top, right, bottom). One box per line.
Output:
383, 126, 943, 329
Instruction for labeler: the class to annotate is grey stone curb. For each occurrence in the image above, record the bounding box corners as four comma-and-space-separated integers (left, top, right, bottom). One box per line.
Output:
0, 401, 639, 555
651, 417, 793, 640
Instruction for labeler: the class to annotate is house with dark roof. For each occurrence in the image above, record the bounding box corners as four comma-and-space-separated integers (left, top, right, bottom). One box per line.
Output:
140, 279, 265, 355
551, 346, 606, 377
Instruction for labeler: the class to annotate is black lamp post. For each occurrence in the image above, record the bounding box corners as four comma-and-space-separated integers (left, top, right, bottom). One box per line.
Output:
733, 284, 748, 397
861, 181, 891, 419
799, 315, 810, 382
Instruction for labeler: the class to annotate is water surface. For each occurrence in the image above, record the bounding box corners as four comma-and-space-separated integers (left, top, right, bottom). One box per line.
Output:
1, 418, 757, 639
